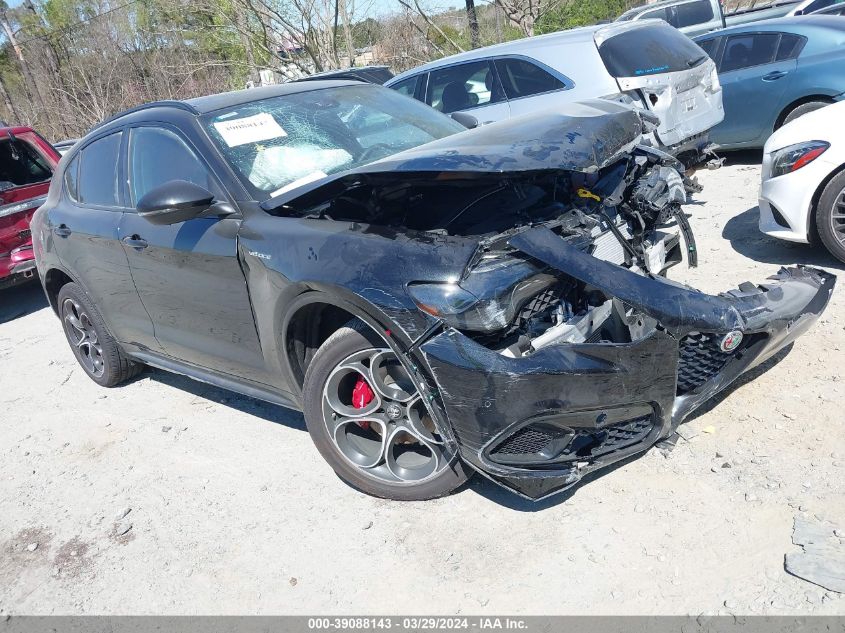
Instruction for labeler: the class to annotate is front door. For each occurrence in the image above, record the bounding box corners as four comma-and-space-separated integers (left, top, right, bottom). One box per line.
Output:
118, 124, 267, 382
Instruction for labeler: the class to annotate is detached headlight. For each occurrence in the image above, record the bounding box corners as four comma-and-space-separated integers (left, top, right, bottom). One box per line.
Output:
771, 141, 829, 178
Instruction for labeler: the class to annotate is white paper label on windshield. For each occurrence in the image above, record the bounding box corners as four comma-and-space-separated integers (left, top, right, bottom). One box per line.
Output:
213, 113, 287, 147
270, 171, 328, 198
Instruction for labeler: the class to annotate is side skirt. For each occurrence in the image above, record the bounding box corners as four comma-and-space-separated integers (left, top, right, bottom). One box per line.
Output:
127, 348, 300, 411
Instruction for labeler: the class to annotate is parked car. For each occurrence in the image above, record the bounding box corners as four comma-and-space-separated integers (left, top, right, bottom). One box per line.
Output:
809, 2, 845, 13
616, 0, 800, 37
294, 66, 394, 85
34, 81, 833, 501
385, 20, 723, 163
787, 0, 845, 14
0, 126, 60, 289
759, 99, 845, 261
694, 16, 845, 150
52, 138, 79, 155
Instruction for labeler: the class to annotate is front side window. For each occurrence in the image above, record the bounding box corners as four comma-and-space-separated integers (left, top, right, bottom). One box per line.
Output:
426, 60, 503, 114
0, 135, 54, 191
720, 33, 779, 73
78, 132, 121, 207
128, 127, 217, 205
203, 84, 465, 199
494, 58, 566, 99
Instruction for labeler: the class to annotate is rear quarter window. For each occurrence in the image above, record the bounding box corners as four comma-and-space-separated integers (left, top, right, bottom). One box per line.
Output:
598, 23, 709, 77
776, 34, 806, 60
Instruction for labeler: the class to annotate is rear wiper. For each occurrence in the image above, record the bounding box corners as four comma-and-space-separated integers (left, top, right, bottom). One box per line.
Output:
687, 55, 708, 67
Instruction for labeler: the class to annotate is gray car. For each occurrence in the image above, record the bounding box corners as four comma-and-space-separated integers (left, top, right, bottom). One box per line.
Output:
385, 20, 724, 161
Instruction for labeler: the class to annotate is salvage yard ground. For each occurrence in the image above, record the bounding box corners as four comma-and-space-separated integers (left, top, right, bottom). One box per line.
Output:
1, 155, 844, 615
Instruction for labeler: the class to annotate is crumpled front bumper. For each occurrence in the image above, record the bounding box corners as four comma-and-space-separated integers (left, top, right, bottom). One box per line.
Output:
418, 227, 835, 500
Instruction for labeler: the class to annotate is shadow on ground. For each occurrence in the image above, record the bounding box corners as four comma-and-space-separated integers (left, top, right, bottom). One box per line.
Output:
723, 206, 845, 270
143, 367, 307, 431
721, 149, 763, 167
0, 281, 48, 323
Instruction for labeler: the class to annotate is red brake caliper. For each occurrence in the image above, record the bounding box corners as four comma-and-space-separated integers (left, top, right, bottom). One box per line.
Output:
352, 375, 374, 430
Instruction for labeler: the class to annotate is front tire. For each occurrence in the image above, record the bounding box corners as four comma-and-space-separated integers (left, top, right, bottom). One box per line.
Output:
58, 282, 143, 387
815, 171, 845, 264
302, 323, 469, 500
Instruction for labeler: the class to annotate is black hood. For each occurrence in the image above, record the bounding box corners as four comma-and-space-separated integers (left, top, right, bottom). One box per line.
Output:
262, 99, 647, 212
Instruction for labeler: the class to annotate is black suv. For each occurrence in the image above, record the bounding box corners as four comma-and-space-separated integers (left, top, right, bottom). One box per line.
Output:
33, 81, 834, 501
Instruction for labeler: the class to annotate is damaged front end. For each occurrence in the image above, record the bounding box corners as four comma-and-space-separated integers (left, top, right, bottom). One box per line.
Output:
393, 147, 834, 501
269, 102, 834, 501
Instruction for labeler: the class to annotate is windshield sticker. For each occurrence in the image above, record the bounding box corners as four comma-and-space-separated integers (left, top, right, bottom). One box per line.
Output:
270, 170, 328, 198
214, 113, 287, 147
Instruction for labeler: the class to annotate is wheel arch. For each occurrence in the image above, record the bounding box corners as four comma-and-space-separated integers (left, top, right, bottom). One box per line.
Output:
43, 267, 77, 316
774, 95, 836, 131
279, 289, 412, 399
809, 161, 845, 242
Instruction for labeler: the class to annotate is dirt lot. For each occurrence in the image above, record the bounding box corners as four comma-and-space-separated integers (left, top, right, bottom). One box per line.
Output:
1, 156, 844, 615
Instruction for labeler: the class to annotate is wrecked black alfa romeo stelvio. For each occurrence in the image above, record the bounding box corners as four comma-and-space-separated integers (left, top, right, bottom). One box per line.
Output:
33, 81, 834, 501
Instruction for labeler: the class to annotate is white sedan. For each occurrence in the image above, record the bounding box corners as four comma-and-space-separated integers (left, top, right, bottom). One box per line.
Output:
759, 100, 845, 262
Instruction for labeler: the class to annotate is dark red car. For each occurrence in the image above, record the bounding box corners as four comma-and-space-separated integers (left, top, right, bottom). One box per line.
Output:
0, 126, 60, 289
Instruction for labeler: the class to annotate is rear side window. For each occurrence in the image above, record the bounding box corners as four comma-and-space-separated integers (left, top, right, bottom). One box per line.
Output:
598, 23, 708, 77
426, 60, 503, 114
78, 132, 122, 207
0, 136, 53, 190
672, 0, 714, 27
640, 6, 669, 21
494, 58, 566, 99
390, 76, 419, 98
776, 34, 806, 61
720, 33, 779, 72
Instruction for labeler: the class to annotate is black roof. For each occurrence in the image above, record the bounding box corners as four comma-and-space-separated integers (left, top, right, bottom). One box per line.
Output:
92, 80, 365, 132
184, 79, 361, 113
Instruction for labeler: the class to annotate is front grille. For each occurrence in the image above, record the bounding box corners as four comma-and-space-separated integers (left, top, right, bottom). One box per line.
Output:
18, 229, 31, 240
676, 332, 741, 394
490, 414, 654, 463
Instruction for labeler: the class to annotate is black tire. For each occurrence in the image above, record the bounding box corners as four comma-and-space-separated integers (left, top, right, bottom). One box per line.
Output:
815, 170, 845, 264
782, 101, 830, 127
57, 282, 143, 387
302, 322, 470, 500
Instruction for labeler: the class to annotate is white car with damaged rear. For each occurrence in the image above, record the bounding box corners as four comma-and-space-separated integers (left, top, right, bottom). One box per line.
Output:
385, 20, 724, 164
759, 101, 845, 262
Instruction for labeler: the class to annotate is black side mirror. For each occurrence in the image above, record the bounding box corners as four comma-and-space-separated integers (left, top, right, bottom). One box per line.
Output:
451, 112, 479, 129
137, 180, 218, 225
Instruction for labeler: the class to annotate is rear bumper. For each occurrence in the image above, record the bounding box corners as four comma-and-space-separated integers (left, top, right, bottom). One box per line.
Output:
420, 228, 835, 500
0, 243, 36, 281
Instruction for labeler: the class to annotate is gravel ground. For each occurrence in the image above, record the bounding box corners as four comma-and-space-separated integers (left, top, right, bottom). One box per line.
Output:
1, 156, 844, 615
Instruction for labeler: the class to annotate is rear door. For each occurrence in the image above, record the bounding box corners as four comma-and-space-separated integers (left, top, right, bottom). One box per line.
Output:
716, 32, 796, 144
47, 130, 157, 349
118, 123, 267, 381
595, 21, 724, 148
424, 60, 511, 124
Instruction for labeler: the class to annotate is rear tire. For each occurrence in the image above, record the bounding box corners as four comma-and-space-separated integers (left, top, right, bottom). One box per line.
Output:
782, 101, 830, 127
57, 282, 143, 387
815, 171, 845, 264
302, 322, 469, 500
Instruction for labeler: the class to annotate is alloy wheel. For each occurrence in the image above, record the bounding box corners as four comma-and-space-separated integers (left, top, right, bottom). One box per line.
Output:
831, 187, 845, 243
61, 297, 105, 378
321, 348, 453, 485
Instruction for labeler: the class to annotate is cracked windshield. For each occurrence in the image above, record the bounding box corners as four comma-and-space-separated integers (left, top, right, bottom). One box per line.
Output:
204, 85, 464, 200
